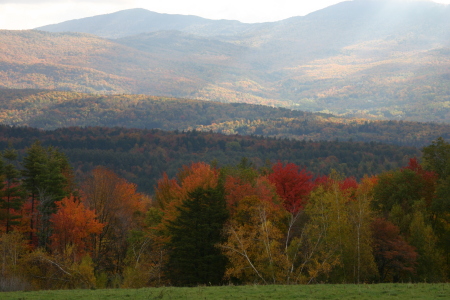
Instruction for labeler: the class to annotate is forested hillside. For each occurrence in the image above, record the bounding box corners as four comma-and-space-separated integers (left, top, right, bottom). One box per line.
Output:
1, 89, 450, 147
0, 125, 420, 194
0, 0, 448, 122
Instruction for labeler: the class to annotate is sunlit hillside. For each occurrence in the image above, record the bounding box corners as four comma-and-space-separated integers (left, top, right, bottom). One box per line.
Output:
0, 0, 448, 122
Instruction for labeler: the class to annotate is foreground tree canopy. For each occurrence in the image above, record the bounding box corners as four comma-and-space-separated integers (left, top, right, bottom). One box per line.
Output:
0, 138, 449, 291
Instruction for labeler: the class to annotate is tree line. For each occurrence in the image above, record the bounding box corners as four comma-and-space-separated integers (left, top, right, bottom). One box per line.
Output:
0, 125, 420, 194
0, 137, 449, 290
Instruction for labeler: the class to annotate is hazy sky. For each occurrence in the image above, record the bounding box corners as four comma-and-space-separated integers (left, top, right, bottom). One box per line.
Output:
1, 0, 450, 30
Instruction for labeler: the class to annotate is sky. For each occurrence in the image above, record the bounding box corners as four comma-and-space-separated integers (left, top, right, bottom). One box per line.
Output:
1, 0, 450, 30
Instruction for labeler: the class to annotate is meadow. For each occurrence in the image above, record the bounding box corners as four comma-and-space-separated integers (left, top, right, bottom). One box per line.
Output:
1, 283, 449, 300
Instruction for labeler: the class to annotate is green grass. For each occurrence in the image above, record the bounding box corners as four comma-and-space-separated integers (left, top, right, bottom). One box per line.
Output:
1, 283, 449, 299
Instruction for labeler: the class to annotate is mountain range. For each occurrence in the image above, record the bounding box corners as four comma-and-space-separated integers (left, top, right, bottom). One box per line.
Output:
1, 0, 449, 123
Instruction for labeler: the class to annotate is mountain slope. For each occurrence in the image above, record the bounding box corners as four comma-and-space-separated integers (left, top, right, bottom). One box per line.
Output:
0, 30, 216, 96
0, 0, 447, 123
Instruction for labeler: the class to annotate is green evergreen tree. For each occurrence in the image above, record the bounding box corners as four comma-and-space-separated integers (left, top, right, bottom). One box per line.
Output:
1, 147, 25, 233
166, 186, 229, 286
21, 141, 46, 243
22, 141, 71, 248
37, 148, 70, 249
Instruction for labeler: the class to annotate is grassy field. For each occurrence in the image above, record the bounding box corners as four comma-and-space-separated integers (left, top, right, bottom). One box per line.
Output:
1, 283, 449, 299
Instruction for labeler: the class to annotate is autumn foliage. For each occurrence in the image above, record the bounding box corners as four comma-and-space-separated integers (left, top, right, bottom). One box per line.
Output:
268, 162, 315, 213
371, 218, 418, 282
50, 195, 104, 258
0, 137, 449, 289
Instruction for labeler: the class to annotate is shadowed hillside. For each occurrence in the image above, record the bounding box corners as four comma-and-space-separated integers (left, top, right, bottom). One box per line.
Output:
1, 88, 449, 147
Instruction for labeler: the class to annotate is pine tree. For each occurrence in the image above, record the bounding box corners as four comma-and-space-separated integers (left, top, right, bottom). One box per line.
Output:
165, 186, 228, 286
22, 141, 70, 248
1, 147, 25, 233
22, 141, 47, 243
36, 148, 70, 249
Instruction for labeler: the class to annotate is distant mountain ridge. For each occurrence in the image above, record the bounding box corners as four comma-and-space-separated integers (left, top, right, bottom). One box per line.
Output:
35, 1, 450, 44
35, 8, 263, 39
0, 0, 448, 123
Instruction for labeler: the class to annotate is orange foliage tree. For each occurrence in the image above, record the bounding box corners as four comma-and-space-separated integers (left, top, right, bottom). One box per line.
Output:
50, 195, 104, 259
80, 167, 145, 276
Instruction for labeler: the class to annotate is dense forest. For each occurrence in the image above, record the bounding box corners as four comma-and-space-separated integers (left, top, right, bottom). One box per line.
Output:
0, 136, 449, 290
0, 125, 420, 194
1, 88, 450, 148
